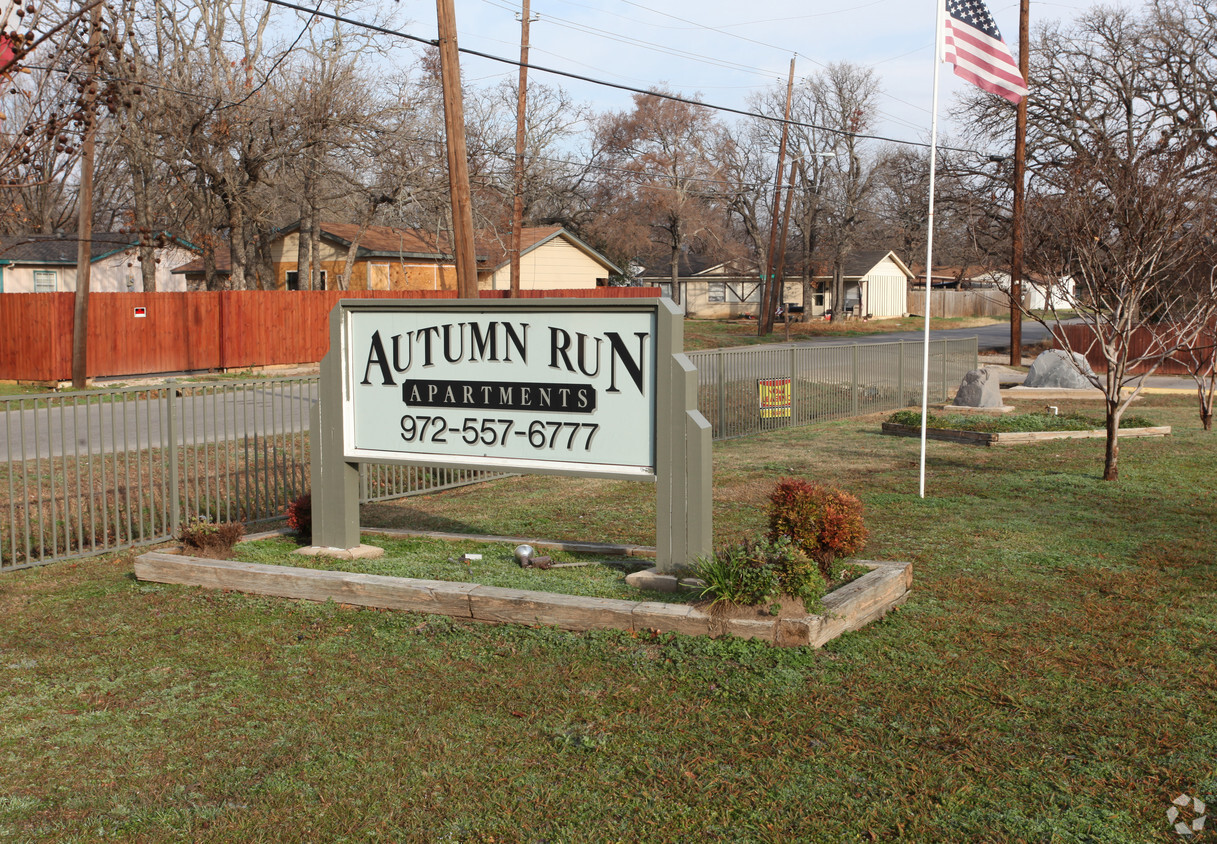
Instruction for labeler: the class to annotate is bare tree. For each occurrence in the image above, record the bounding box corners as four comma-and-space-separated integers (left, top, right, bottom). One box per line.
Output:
969, 6, 1217, 479
753, 64, 880, 320
0, 0, 132, 235
591, 90, 726, 304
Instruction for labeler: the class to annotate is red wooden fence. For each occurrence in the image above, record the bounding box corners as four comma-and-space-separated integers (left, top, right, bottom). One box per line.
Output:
1053, 323, 1216, 376
0, 288, 661, 383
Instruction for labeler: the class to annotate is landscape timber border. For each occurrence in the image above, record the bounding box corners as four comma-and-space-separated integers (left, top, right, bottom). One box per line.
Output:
882, 422, 1172, 446
133, 548, 911, 648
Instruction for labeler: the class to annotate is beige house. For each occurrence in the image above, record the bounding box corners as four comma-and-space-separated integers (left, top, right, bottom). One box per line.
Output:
172, 223, 619, 292
480, 227, 620, 291
0, 233, 196, 293
643, 249, 913, 319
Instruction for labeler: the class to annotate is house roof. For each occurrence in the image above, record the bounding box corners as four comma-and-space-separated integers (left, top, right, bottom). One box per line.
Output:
172, 223, 620, 276
478, 226, 622, 276
0, 233, 183, 265
811, 249, 913, 280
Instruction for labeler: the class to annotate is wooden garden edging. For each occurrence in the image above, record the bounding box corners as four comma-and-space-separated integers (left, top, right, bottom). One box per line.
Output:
881, 422, 1171, 446
133, 552, 911, 648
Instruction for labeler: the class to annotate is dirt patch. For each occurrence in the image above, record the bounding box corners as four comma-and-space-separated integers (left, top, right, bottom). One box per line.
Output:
696, 593, 811, 620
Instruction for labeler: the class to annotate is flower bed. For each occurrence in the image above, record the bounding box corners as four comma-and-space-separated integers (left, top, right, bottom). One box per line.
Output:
133, 545, 911, 648
882, 410, 1170, 446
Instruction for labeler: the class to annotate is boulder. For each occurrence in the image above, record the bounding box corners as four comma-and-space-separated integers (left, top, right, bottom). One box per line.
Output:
1023, 349, 1096, 389
952, 368, 1003, 407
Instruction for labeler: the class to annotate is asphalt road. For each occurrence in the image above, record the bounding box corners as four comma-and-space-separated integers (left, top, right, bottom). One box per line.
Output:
1, 381, 315, 462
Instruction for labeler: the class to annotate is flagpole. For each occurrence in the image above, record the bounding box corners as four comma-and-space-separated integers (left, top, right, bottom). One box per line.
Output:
919, 0, 945, 499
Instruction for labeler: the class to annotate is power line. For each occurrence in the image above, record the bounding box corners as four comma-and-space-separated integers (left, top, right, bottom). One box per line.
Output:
262, 0, 988, 157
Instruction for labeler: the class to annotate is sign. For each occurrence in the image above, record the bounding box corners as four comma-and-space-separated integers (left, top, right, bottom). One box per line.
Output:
312, 298, 713, 573
757, 377, 792, 419
344, 304, 657, 477
133, 307, 147, 318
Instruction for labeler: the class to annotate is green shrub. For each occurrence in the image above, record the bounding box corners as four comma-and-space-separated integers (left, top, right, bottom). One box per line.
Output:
694, 536, 827, 608
768, 478, 867, 580
179, 517, 245, 557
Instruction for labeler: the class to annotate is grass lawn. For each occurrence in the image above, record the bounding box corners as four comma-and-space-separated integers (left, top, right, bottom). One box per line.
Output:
233, 535, 678, 603
0, 393, 1213, 841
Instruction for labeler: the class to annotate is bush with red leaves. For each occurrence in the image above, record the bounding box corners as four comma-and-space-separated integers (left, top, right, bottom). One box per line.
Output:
286, 492, 311, 542
767, 478, 867, 580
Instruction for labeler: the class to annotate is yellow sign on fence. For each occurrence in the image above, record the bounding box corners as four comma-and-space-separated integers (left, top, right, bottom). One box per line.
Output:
757, 378, 792, 419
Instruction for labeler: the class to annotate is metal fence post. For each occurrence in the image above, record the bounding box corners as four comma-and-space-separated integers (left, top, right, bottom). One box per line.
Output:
166, 382, 180, 536
941, 339, 948, 402
789, 346, 798, 424
716, 350, 726, 439
851, 343, 859, 416
898, 340, 905, 407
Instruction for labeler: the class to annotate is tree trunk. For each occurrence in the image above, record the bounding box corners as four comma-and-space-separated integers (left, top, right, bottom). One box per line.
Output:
296, 197, 313, 291
228, 206, 248, 290
669, 248, 681, 306
830, 262, 844, 322
139, 241, 157, 292
310, 218, 322, 290
203, 248, 221, 292
1103, 400, 1120, 481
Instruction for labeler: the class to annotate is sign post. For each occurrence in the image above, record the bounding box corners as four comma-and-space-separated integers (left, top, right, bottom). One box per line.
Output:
309, 298, 711, 573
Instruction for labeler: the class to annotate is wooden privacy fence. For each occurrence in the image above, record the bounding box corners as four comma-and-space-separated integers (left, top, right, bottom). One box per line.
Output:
1053, 323, 1216, 375
907, 288, 1014, 318
0, 288, 660, 383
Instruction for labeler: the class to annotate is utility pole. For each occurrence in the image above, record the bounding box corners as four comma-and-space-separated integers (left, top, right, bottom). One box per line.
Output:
775, 156, 797, 341
510, 0, 537, 298
71, 2, 102, 389
436, 0, 479, 298
1009, 0, 1028, 366
760, 57, 796, 337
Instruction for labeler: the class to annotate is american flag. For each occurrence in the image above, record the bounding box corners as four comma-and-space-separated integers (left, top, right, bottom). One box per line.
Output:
0, 35, 13, 75
943, 0, 1027, 103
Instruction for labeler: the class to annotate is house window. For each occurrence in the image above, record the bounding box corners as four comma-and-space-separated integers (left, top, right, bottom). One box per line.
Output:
286, 270, 326, 290
707, 282, 726, 303
814, 292, 825, 307
34, 270, 56, 292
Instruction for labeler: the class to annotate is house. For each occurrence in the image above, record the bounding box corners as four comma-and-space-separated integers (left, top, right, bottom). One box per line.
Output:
810, 249, 914, 319
0, 233, 196, 293
976, 269, 1076, 310
171, 223, 620, 292
478, 227, 621, 291
638, 255, 802, 318
643, 249, 914, 319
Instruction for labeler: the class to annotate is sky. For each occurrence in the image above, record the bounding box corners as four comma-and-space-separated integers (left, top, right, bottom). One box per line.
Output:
371, 0, 1095, 155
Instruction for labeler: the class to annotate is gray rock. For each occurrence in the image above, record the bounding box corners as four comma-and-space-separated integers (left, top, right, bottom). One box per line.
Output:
1023, 349, 1096, 389
952, 368, 1003, 407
